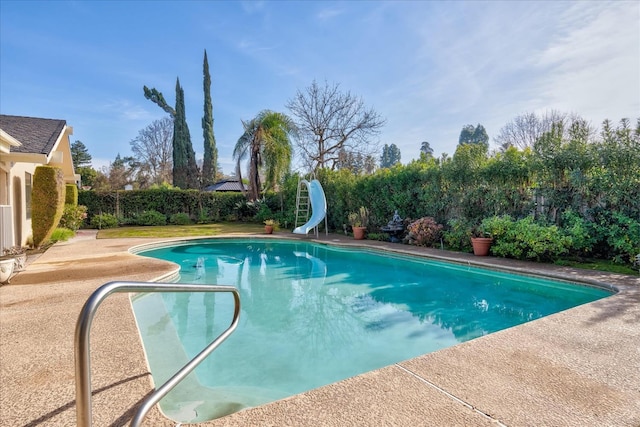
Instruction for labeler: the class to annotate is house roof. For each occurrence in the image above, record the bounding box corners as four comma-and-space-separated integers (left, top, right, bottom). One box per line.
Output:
203, 179, 248, 192
0, 114, 66, 155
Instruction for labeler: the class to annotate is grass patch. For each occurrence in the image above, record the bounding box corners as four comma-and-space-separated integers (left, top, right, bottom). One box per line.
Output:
554, 258, 638, 275
95, 222, 265, 238
49, 228, 75, 243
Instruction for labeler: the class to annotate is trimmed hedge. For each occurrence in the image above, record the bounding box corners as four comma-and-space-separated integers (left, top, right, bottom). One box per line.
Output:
32, 166, 66, 247
65, 184, 78, 206
79, 189, 246, 223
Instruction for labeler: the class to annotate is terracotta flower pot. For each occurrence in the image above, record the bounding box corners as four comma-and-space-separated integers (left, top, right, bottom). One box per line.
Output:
353, 226, 366, 240
471, 237, 493, 256
265, 225, 274, 234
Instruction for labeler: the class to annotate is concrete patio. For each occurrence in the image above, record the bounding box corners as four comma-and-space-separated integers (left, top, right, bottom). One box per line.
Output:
1, 230, 638, 426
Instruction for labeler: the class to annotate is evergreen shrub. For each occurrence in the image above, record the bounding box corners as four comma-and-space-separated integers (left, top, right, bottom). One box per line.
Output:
32, 166, 66, 247
90, 213, 119, 229
170, 213, 191, 225
482, 216, 572, 261
65, 184, 78, 206
135, 210, 167, 226
443, 218, 474, 252
79, 189, 245, 223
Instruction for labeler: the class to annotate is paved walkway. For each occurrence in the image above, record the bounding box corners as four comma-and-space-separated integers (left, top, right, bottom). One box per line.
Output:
1, 232, 638, 426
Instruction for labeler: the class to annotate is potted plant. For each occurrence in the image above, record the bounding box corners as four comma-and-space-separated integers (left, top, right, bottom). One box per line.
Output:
470, 226, 493, 256
348, 207, 369, 240
3, 246, 28, 272
264, 219, 277, 234
0, 256, 14, 284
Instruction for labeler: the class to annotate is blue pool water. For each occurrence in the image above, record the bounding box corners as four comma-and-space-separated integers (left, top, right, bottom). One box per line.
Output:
132, 239, 611, 422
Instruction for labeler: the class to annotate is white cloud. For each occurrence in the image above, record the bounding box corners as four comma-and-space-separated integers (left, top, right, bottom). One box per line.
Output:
316, 8, 344, 21
530, 1, 639, 122
101, 99, 155, 122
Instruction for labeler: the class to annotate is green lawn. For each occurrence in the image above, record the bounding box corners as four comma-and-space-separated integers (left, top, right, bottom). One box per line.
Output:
96, 222, 265, 238
554, 258, 638, 276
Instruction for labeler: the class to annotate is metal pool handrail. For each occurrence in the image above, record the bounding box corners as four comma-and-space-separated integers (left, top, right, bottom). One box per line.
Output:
74, 281, 241, 427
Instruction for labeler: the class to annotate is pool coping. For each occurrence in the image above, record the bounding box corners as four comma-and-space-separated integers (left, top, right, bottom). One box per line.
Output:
129, 235, 623, 294
1, 231, 639, 426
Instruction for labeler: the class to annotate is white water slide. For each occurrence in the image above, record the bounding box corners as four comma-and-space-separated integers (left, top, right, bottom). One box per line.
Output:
293, 179, 327, 235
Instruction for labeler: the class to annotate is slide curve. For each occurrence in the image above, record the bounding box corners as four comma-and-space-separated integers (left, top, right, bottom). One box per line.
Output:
293, 179, 327, 234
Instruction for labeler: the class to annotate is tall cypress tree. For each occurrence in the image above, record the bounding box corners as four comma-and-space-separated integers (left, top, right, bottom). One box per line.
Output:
172, 78, 200, 189
201, 50, 218, 188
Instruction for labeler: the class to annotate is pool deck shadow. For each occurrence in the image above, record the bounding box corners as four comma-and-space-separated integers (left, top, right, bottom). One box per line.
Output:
1, 231, 639, 426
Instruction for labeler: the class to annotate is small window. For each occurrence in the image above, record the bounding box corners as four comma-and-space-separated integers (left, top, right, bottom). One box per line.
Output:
25, 172, 32, 219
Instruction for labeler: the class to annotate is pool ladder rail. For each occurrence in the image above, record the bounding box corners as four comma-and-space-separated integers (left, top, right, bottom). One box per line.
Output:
74, 281, 241, 427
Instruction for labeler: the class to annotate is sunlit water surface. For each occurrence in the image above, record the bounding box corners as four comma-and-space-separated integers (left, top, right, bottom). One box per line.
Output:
133, 239, 611, 422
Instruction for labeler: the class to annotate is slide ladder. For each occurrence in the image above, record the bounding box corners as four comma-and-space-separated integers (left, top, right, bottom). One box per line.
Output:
293, 175, 327, 237
294, 177, 310, 229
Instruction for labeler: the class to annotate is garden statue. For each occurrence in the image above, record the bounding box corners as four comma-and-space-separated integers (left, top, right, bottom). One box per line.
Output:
381, 210, 405, 243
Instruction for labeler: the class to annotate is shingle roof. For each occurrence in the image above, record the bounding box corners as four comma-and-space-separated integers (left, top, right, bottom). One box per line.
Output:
0, 114, 66, 155
203, 179, 248, 192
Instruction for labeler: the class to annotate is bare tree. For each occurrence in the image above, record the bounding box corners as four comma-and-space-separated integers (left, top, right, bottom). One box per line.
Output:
287, 80, 385, 171
495, 110, 575, 151
100, 154, 138, 190
130, 117, 173, 186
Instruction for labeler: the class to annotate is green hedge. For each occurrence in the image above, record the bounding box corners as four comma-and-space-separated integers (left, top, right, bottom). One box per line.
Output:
32, 166, 66, 247
65, 184, 78, 206
79, 189, 246, 223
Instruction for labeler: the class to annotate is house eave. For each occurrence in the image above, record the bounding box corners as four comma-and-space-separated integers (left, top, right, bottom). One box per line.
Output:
0, 129, 22, 147
2, 152, 49, 164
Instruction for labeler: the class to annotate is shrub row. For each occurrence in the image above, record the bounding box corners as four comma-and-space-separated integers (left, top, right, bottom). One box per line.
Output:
406, 214, 640, 264
79, 189, 246, 223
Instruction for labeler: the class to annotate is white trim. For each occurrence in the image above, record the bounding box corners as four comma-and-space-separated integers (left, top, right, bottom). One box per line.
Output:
0, 129, 22, 147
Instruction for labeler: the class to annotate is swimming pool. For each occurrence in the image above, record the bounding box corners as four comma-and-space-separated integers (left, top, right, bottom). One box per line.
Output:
132, 239, 611, 422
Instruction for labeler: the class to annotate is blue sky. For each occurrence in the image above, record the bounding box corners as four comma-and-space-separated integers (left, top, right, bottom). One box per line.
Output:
1, 1, 638, 175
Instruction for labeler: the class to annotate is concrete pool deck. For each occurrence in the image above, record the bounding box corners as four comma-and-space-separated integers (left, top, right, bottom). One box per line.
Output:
1, 230, 639, 426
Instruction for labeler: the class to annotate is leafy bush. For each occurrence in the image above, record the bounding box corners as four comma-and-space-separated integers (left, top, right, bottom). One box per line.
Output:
117, 215, 137, 226
561, 209, 596, 256
606, 212, 640, 264
367, 232, 390, 242
483, 216, 571, 261
234, 199, 263, 220
59, 204, 88, 231
254, 202, 275, 224
90, 213, 119, 229
480, 215, 514, 241
135, 210, 167, 226
443, 218, 473, 252
196, 207, 211, 224
406, 217, 443, 247
169, 212, 192, 225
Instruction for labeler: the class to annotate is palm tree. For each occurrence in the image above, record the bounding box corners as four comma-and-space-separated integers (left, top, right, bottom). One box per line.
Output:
233, 110, 297, 200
